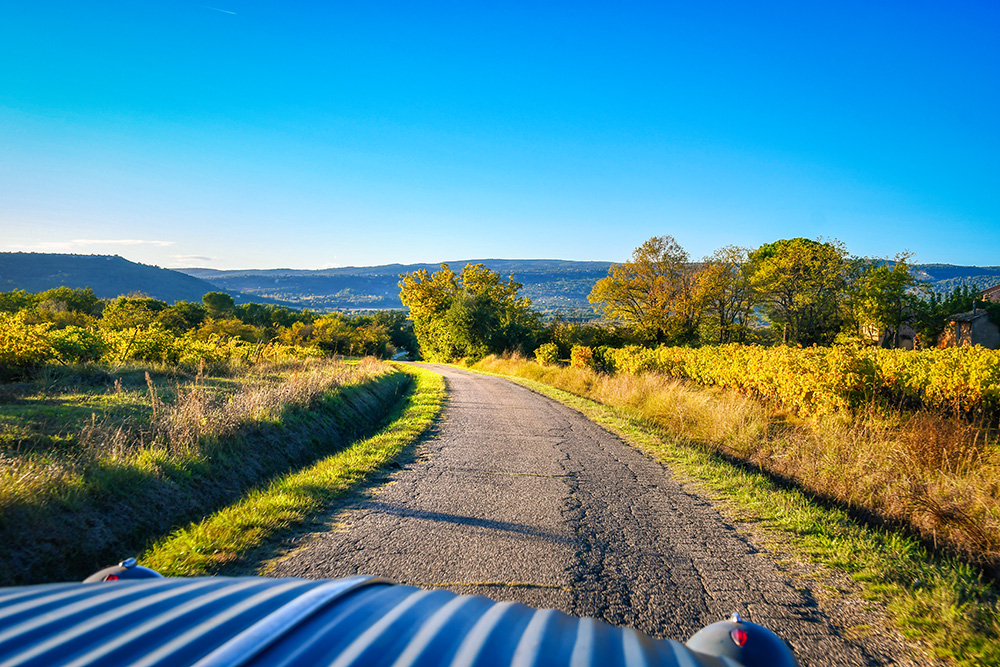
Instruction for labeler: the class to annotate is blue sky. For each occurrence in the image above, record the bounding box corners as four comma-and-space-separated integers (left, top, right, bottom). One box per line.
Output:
1, 1, 997, 269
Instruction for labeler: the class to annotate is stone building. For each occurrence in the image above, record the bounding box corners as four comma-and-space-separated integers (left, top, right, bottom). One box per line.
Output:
938, 308, 1000, 349
982, 283, 1000, 303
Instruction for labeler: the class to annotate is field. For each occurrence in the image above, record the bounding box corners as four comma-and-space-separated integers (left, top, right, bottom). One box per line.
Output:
0, 357, 410, 584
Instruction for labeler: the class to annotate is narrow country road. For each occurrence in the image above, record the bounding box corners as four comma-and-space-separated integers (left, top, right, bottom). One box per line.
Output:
267, 364, 913, 666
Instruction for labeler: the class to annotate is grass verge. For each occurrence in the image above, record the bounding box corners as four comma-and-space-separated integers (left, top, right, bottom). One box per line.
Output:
1, 358, 406, 585
142, 364, 445, 576
469, 358, 1000, 666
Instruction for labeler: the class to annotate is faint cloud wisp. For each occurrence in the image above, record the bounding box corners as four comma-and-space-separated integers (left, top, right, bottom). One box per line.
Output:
171, 255, 216, 265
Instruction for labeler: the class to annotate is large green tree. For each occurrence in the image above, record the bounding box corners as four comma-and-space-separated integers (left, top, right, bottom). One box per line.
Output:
588, 235, 703, 344
749, 238, 847, 345
399, 263, 540, 361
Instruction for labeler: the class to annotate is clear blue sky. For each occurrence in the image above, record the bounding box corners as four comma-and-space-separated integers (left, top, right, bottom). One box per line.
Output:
2, 1, 997, 269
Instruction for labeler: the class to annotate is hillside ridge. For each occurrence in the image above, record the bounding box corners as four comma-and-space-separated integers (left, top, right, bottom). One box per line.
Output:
4, 252, 998, 313
0, 252, 283, 306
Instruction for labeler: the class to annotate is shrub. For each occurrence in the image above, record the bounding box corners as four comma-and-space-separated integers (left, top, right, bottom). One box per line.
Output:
175, 333, 236, 367
534, 342, 561, 366
47, 326, 106, 363
101, 325, 179, 365
0, 312, 52, 378
570, 345, 594, 369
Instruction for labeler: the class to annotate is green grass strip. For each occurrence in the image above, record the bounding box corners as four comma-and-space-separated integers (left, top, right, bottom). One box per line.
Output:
142, 365, 445, 576
472, 368, 1000, 666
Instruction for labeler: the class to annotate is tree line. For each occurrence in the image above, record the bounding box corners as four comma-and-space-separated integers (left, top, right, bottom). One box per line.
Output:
0, 287, 418, 377
399, 236, 997, 362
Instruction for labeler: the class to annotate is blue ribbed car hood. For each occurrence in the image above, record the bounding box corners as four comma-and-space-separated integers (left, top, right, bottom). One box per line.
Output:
0, 576, 737, 666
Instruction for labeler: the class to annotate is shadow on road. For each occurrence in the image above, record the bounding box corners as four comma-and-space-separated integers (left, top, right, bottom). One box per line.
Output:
364, 500, 577, 545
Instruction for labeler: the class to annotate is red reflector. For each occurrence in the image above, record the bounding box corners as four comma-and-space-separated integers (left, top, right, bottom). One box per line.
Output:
730, 628, 748, 647
104, 574, 119, 582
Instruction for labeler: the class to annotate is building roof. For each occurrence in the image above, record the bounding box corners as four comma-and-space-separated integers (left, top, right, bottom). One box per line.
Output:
948, 308, 988, 323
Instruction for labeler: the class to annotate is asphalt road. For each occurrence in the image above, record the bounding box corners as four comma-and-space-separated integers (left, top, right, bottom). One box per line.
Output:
268, 364, 916, 666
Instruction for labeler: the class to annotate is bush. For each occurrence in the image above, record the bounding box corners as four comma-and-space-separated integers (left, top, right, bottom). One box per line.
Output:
0, 312, 52, 378
101, 325, 179, 365
534, 342, 561, 366
570, 345, 594, 369
47, 326, 106, 363
175, 333, 239, 367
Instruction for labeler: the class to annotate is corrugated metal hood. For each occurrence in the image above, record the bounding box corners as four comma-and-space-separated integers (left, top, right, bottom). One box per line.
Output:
0, 575, 739, 666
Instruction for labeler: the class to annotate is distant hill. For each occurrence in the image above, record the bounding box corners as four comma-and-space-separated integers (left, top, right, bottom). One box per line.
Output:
180, 260, 614, 313
181, 259, 1000, 313
6, 253, 996, 314
0, 253, 278, 305
911, 264, 1000, 295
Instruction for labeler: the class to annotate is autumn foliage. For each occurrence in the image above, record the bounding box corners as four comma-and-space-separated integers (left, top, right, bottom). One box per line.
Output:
584, 343, 1000, 419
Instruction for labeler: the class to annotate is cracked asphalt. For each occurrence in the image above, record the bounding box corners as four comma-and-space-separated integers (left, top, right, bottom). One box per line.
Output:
267, 364, 911, 666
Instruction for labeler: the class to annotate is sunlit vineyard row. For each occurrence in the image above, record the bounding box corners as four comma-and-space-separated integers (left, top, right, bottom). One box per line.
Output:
0, 310, 324, 371
566, 343, 1000, 418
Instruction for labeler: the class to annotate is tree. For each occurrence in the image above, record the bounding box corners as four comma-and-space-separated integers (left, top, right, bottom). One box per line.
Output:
0, 290, 36, 313
399, 263, 540, 361
310, 314, 356, 355
35, 287, 102, 316
749, 238, 847, 345
850, 253, 925, 347
234, 302, 312, 329
588, 235, 702, 344
99, 296, 167, 331
695, 245, 757, 344
202, 292, 235, 319
158, 301, 207, 333
370, 310, 418, 358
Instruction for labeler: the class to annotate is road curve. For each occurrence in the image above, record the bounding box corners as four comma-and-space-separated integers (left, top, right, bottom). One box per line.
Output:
267, 364, 902, 666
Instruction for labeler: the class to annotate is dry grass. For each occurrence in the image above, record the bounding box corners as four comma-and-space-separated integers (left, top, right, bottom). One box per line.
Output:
1, 358, 386, 505
474, 355, 1000, 570
143, 365, 446, 577
0, 357, 408, 584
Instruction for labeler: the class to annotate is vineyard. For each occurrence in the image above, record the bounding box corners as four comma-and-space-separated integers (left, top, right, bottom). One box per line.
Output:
528, 340, 1000, 570
573, 343, 1000, 419
0, 310, 323, 374
0, 288, 416, 382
